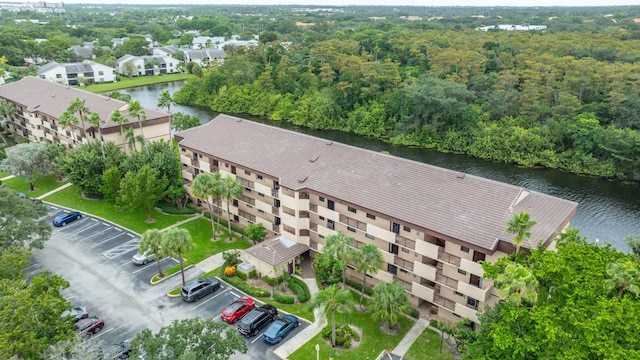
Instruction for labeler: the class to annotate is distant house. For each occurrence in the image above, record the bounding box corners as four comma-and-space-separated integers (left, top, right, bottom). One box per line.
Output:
192, 36, 225, 49
475, 24, 547, 31
183, 49, 226, 66
153, 46, 177, 57
38, 61, 116, 85
111, 37, 129, 48
115, 54, 181, 77
221, 39, 258, 48
70, 45, 94, 60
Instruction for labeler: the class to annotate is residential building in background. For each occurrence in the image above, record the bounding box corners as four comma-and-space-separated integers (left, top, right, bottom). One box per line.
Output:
183, 49, 226, 66
0, 77, 170, 150
38, 61, 116, 85
175, 114, 577, 327
115, 54, 181, 77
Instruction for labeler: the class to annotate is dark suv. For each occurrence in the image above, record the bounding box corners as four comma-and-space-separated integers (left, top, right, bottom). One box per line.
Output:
237, 304, 278, 337
181, 277, 220, 302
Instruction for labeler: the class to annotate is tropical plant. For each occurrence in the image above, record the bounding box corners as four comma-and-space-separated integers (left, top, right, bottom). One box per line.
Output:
369, 281, 411, 330
495, 262, 539, 306
308, 283, 356, 347
109, 109, 128, 149
58, 110, 78, 143
127, 99, 147, 152
352, 243, 384, 306
139, 229, 165, 278
506, 212, 537, 254
322, 230, 355, 288
221, 176, 243, 240
604, 260, 640, 297
245, 223, 267, 244
162, 228, 195, 286
191, 173, 219, 239
67, 97, 89, 142
0, 142, 51, 192
85, 111, 105, 160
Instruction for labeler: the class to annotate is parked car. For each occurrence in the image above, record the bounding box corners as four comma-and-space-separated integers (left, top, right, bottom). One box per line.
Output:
237, 304, 278, 337
74, 316, 104, 335
102, 341, 132, 359
221, 297, 255, 324
181, 277, 220, 302
132, 250, 156, 265
17, 192, 42, 204
60, 306, 88, 322
263, 314, 299, 344
52, 211, 82, 227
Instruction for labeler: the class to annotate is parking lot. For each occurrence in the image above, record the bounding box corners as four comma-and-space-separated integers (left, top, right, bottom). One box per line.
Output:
29, 205, 308, 359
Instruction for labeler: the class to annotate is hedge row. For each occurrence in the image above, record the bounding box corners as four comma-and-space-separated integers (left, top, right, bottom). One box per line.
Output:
288, 277, 310, 303
274, 292, 295, 304
345, 278, 374, 296
221, 274, 270, 298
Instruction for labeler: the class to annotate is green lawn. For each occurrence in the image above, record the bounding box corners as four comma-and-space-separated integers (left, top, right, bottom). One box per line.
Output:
0, 171, 10, 179
258, 296, 315, 323
2, 176, 65, 197
42, 185, 190, 234
404, 328, 457, 360
82, 73, 195, 93
288, 297, 414, 360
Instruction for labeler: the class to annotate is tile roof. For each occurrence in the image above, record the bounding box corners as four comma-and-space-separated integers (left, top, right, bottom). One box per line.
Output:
177, 114, 578, 253
0, 76, 169, 131
245, 236, 309, 266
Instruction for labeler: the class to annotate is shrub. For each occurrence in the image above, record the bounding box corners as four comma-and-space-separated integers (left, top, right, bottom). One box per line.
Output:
224, 266, 236, 276
236, 270, 247, 280
287, 277, 310, 303
321, 324, 358, 347
345, 278, 374, 296
343, 340, 351, 348
222, 250, 241, 266
156, 201, 197, 214
248, 269, 257, 279
221, 274, 270, 297
403, 306, 420, 318
265, 275, 285, 286
273, 292, 295, 304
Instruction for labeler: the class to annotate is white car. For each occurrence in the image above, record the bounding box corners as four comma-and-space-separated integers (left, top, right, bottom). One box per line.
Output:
132, 250, 156, 265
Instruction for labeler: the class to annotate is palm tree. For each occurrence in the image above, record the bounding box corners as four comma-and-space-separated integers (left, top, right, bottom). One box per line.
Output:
369, 282, 411, 330
556, 226, 587, 247
308, 284, 356, 347
495, 262, 539, 306
127, 99, 147, 152
323, 230, 355, 288
157, 89, 176, 137
139, 229, 165, 278
221, 176, 243, 240
506, 212, 537, 254
68, 97, 90, 143
85, 112, 105, 160
162, 228, 195, 286
123, 128, 137, 152
210, 172, 224, 235
58, 110, 78, 143
604, 261, 640, 297
353, 243, 384, 307
0, 102, 16, 143
109, 109, 128, 150
191, 173, 218, 239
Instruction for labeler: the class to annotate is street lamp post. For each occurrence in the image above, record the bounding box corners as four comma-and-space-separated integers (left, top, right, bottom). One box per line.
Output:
315, 344, 320, 360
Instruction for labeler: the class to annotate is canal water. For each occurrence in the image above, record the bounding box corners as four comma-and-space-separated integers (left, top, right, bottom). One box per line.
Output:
120, 82, 640, 252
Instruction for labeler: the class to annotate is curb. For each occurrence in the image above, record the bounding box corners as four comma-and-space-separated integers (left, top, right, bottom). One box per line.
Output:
151, 264, 194, 285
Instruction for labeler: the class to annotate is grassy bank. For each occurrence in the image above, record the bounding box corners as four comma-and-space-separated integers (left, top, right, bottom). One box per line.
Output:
83, 73, 195, 93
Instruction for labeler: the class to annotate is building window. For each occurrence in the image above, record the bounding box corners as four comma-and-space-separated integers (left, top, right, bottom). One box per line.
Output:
257, 174, 263, 180
98, 71, 104, 75
245, 170, 251, 175
231, 166, 236, 174
467, 297, 479, 310
327, 219, 334, 230
470, 274, 483, 288
258, 193, 264, 197
387, 264, 398, 275
400, 268, 408, 274
454, 291, 464, 297
461, 246, 470, 253
327, 200, 335, 210
403, 225, 411, 232
347, 226, 356, 232
319, 196, 325, 202
458, 269, 467, 275
258, 209, 265, 214
348, 206, 356, 213
402, 247, 410, 253
366, 213, 376, 220
365, 233, 375, 240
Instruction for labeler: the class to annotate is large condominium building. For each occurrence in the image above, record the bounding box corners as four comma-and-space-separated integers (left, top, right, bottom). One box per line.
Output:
176, 114, 578, 326
0, 77, 170, 150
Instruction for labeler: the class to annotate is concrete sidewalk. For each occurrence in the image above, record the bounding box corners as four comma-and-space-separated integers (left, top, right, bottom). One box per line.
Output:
37, 182, 73, 199
391, 318, 429, 357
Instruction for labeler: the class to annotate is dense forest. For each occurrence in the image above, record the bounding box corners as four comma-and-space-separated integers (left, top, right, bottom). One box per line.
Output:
2, 5, 640, 180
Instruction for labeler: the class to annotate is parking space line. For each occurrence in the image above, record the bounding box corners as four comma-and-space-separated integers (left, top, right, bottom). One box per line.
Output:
127, 233, 135, 238
91, 232, 131, 249
229, 291, 241, 298
70, 221, 103, 236
213, 314, 222, 321
91, 326, 116, 339
25, 266, 43, 277
130, 261, 156, 272
114, 228, 121, 232
65, 296, 76, 301
78, 226, 114, 242
251, 331, 266, 344
190, 287, 230, 311
102, 239, 140, 259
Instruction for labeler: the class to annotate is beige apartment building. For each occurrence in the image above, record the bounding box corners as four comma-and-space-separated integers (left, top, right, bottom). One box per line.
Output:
176, 114, 578, 326
0, 77, 170, 150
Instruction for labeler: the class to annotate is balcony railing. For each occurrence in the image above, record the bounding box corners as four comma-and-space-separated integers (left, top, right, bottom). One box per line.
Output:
438, 249, 461, 266
433, 294, 456, 311
435, 273, 459, 288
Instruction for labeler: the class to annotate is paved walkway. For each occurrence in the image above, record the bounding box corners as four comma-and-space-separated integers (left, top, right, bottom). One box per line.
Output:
0, 174, 16, 181
391, 318, 429, 357
36, 182, 73, 200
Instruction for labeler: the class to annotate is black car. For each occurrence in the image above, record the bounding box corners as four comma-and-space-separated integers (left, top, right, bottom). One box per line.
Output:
102, 341, 132, 359
181, 277, 220, 302
237, 304, 278, 337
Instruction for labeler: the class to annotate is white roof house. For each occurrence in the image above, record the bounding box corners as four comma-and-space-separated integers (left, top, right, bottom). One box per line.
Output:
38, 60, 116, 85
183, 49, 226, 66
115, 54, 181, 76
192, 36, 225, 49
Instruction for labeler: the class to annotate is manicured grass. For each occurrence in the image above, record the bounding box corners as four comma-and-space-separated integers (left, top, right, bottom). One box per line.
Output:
2, 176, 65, 197
404, 328, 457, 360
82, 73, 195, 93
288, 297, 414, 360
0, 171, 10, 178
168, 266, 223, 296
258, 296, 315, 323
43, 185, 190, 234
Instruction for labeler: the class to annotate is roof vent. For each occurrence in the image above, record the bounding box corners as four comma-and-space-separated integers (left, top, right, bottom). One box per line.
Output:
309, 156, 319, 163
236, 118, 243, 122
326, 141, 333, 145
51, 94, 55, 97
298, 176, 308, 183
456, 173, 465, 180
33, 104, 40, 109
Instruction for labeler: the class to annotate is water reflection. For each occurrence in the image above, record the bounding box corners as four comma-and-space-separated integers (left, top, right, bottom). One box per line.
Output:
119, 81, 640, 252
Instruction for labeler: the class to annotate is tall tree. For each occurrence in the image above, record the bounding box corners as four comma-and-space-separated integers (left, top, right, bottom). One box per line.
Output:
109, 109, 128, 150
139, 229, 165, 278
0, 142, 51, 192
369, 282, 412, 330
171, 112, 201, 132
158, 89, 176, 138
58, 141, 125, 197
495, 262, 539, 306
131, 318, 247, 360
67, 97, 90, 143
353, 243, 384, 307
127, 99, 148, 152
245, 223, 267, 244
0, 187, 50, 249
322, 230, 354, 288
604, 261, 640, 298
221, 176, 243, 240
162, 228, 195, 286
85, 111, 105, 160
505, 212, 537, 254
191, 173, 218, 239
58, 110, 79, 143
308, 284, 356, 347
626, 235, 640, 258
118, 165, 168, 222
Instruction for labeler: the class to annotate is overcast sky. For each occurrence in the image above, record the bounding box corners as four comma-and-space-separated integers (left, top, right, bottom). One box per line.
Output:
60, 0, 640, 8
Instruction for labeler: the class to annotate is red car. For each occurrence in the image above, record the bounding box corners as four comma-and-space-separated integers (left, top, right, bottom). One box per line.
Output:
221, 297, 255, 324
74, 316, 104, 335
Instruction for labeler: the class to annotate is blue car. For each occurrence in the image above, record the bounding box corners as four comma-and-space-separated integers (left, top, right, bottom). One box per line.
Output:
52, 211, 82, 227
262, 314, 299, 344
